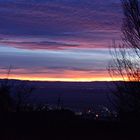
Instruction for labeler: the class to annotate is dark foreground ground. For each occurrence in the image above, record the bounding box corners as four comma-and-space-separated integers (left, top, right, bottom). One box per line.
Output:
0, 112, 140, 140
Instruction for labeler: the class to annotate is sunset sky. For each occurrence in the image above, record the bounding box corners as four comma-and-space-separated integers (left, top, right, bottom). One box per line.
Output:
0, 0, 123, 81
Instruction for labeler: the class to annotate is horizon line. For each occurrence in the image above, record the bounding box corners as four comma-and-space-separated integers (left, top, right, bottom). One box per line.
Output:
0, 78, 126, 82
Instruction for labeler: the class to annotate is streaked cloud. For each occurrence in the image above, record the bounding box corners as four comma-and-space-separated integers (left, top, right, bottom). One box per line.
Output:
0, 0, 122, 50
0, 0, 122, 81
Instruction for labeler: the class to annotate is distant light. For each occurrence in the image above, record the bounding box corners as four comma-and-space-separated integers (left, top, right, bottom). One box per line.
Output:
88, 110, 91, 113
96, 114, 99, 118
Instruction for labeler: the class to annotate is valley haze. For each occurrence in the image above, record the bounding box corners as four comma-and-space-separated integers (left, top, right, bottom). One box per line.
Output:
2, 79, 118, 111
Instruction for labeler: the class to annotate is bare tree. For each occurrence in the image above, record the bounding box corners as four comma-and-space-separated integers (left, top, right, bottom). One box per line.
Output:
0, 66, 35, 112
108, 0, 140, 120
0, 66, 13, 112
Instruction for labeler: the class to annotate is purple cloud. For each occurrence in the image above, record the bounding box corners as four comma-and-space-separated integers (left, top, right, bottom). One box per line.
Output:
0, 0, 122, 50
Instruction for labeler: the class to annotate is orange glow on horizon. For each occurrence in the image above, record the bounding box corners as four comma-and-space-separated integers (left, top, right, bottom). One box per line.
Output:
0, 69, 127, 82
0, 75, 126, 82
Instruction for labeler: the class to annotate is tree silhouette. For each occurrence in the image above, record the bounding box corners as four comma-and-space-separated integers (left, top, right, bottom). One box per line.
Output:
0, 66, 13, 112
108, 0, 140, 120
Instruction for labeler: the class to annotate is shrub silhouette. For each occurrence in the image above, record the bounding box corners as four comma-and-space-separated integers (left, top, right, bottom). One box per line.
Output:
13, 81, 35, 112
